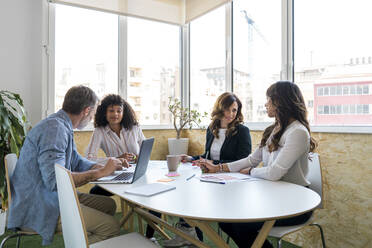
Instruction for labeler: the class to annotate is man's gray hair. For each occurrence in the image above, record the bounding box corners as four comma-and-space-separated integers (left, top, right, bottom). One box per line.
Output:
62, 85, 98, 115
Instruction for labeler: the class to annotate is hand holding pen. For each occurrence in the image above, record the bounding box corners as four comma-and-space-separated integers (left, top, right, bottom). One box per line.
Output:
180, 154, 193, 163
197, 159, 219, 173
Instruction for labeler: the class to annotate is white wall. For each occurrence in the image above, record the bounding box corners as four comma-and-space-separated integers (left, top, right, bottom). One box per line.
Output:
0, 0, 43, 125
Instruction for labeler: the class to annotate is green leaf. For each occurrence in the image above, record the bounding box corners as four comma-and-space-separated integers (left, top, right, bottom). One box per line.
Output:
0, 90, 30, 209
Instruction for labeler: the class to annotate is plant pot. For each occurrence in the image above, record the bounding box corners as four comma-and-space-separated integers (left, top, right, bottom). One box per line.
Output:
168, 138, 189, 155
0, 209, 7, 235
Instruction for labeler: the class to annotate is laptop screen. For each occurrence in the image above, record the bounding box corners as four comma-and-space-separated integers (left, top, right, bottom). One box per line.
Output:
131, 137, 154, 182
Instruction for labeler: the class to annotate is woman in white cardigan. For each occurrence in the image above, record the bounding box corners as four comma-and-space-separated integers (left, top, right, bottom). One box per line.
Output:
86, 94, 145, 195
198, 81, 317, 248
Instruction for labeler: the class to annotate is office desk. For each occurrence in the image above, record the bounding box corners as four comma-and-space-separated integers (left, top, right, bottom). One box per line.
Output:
97, 161, 320, 248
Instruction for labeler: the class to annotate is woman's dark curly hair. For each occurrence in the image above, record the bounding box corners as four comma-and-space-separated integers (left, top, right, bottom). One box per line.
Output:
209, 92, 244, 138
94, 94, 138, 130
260, 81, 317, 152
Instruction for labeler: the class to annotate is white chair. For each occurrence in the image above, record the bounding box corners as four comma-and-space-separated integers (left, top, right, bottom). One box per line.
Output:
54, 164, 158, 248
268, 153, 326, 248
1, 154, 40, 248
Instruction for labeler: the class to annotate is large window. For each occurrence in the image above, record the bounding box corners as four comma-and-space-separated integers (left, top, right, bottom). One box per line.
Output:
127, 17, 180, 125
294, 0, 372, 125
51, 1, 372, 130
233, 0, 281, 122
55, 5, 118, 111
190, 6, 226, 124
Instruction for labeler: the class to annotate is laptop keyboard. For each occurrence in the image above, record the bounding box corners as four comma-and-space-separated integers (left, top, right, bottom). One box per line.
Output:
113, 172, 133, 181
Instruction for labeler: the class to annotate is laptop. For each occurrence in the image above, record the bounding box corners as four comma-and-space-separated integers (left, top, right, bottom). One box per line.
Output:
93, 137, 154, 184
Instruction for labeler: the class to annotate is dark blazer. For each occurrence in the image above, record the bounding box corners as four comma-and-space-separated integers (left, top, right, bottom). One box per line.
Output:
193, 124, 252, 164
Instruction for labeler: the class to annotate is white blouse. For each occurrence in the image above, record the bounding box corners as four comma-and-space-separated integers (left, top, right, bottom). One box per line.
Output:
227, 120, 311, 186
85, 125, 145, 163
210, 129, 227, 160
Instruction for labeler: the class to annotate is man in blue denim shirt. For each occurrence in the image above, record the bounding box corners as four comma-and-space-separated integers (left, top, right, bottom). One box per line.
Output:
7, 86, 128, 245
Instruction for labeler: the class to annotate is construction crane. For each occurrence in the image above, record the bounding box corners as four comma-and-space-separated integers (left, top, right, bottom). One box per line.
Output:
241, 10, 267, 44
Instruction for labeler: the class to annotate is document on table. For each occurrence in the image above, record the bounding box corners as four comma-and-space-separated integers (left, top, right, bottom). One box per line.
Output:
124, 183, 176, 197
199, 173, 262, 183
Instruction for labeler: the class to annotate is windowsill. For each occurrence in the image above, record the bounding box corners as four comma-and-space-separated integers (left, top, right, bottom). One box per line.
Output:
74, 122, 372, 134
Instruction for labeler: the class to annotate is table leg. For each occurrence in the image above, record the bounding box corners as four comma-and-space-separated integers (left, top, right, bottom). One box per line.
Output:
184, 218, 229, 248
119, 207, 133, 227
161, 214, 168, 231
133, 207, 209, 248
121, 199, 130, 230
137, 214, 144, 235
251, 220, 276, 248
140, 213, 172, 240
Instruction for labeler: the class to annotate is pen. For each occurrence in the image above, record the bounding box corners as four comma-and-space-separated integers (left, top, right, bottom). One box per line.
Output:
186, 174, 195, 181
200, 179, 225, 184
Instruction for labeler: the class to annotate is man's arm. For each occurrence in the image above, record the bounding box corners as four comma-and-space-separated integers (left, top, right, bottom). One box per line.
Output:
71, 165, 104, 187
71, 159, 127, 187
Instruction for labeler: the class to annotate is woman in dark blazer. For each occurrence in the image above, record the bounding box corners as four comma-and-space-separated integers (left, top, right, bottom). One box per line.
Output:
184, 92, 252, 165
192, 123, 251, 164
162, 92, 252, 248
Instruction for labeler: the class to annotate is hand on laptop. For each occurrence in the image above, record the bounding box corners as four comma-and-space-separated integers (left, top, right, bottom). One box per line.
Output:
100, 158, 129, 177
117, 152, 137, 163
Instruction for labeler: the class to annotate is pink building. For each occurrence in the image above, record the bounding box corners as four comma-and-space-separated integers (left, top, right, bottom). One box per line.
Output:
314, 81, 372, 125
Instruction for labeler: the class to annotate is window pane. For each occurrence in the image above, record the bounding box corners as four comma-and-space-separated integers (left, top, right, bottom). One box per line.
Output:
363, 104, 369, 114
324, 105, 329, 114
350, 104, 356, 114
336, 86, 342, 95
295, 0, 372, 125
350, 85, 356, 95
233, 0, 281, 122
323, 87, 329, 96
127, 17, 180, 125
317, 87, 323, 96
363, 85, 369, 94
330, 86, 336, 96
318, 105, 323, 114
343, 86, 349, 95
190, 6, 225, 124
342, 104, 349, 114
336, 105, 342, 114
55, 5, 118, 111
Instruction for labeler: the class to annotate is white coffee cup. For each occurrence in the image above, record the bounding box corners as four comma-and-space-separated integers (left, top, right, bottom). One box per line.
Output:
166, 155, 181, 172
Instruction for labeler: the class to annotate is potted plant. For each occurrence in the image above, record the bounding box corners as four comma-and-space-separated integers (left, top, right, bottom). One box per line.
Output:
167, 97, 207, 155
0, 90, 31, 235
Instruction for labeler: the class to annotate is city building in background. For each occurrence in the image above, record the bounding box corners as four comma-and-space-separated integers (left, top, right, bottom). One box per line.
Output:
296, 57, 372, 125
127, 65, 180, 125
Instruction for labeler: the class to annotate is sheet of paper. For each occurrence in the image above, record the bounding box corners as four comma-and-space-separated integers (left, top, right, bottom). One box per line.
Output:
199, 172, 262, 183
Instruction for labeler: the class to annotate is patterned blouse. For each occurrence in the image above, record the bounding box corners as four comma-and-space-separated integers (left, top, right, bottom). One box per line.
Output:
85, 125, 145, 163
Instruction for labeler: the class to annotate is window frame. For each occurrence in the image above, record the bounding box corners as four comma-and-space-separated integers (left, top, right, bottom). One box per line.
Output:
44, 0, 372, 134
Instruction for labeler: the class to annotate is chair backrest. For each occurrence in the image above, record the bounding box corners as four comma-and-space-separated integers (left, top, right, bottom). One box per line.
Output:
55, 164, 89, 248
4, 153, 18, 205
307, 153, 323, 208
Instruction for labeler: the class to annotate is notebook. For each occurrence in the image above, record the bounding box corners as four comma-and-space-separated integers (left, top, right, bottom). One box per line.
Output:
92, 137, 154, 184
124, 183, 176, 197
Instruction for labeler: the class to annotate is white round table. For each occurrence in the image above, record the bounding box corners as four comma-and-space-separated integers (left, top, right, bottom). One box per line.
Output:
98, 161, 321, 248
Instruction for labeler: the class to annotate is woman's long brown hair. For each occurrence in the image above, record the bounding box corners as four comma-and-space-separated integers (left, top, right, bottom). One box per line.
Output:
260, 81, 317, 152
209, 92, 244, 138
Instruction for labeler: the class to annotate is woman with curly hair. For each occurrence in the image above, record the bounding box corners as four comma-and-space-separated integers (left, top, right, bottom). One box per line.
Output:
162, 92, 252, 247
85, 94, 145, 195
198, 81, 317, 248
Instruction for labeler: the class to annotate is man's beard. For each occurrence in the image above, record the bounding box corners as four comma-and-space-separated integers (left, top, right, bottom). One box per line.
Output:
77, 115, 91, 130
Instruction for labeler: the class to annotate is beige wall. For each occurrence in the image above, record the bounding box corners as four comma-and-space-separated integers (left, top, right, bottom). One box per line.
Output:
74, 129, 372, 248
